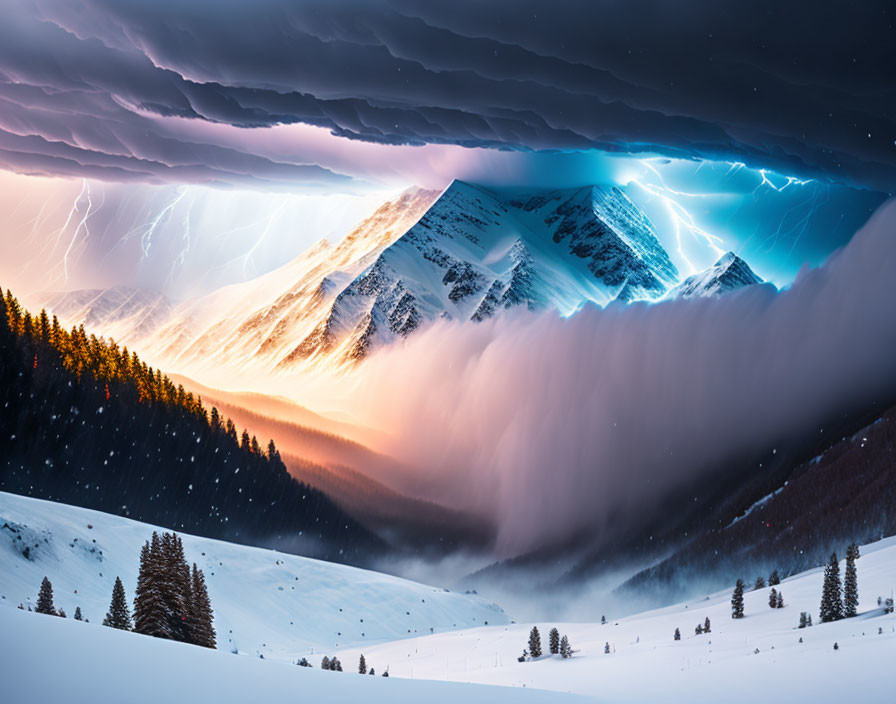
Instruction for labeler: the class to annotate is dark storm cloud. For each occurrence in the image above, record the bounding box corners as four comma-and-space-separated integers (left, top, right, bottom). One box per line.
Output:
1, 0, 893, 189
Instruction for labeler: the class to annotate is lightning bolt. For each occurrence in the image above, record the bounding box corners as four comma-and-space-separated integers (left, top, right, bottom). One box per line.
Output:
140, 189, 187, 263
167, 199, 194, 285
626, 158, 727, 274
240, 202, 287, 278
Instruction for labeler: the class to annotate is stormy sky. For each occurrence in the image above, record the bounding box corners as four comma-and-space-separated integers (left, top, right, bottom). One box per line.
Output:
0, 0, 892, 190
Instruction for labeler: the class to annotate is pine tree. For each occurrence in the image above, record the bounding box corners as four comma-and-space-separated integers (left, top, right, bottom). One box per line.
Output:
134, 534, 168, 638
768, 569, 780, 586
102, 576, 132, 630
560, 635, 571, 659
189, 564, 216, 648
754, 576, 766, 590
74, 607, 83, 621
695, 624, 703, 635
798, 612, 807, 628
548, 627, 560, 655
334, 658, 343, 672
807, 614, 813, 627
601, 615, 606, 625
776, 591, 784, 609
820, 552, 844, 622
528, 626, 542, 658
674, 628, 681, 641
36, 576, 56, 615
769, 588, 778, 609
704, 617, 711, 633
369, 668, 375, 676
161, 534, 191, 642
321, 656, 330, 670
604, 641, 611, 654
844, 548, 858, 618
731, 579, 745, 619
359, 654, 367, 674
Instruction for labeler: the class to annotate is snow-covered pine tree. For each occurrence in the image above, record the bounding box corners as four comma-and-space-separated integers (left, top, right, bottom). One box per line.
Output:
604, 641, 610, 654
674, 628, 681, 641
297, 658, 310, 667
190, 564, 216, 648
695, 624, 703, 635
601, 615, 606, 625
334, 658, 343, 672
321, 656, 330, 670
35, 576, 55, 615
776, 591, 784, 609
820, 552, 844, 622
134, 533, 169, 638
704, 617, 711, 633
768, 569, 780, 586
549, 627, 560, 655
769, 588, 778, 609
844, 548, 858, 618
807, 614, 813, 627
731, 579, 745, 619
382, 668, 389, 677
560, 635, 571, 659
528, 626, 542, 658
754, 576, 766, 590
798, 612, 807, 628
102, 576, 132, 630
369, 668, 375, 675
359, 654, 367, 674
74, 606, 82, 621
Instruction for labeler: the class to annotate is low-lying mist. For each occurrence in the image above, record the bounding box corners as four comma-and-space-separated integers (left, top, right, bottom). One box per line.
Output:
336, 199, 896, 559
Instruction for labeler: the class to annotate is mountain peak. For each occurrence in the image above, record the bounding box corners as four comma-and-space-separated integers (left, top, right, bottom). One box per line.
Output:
671, 251, 763, 299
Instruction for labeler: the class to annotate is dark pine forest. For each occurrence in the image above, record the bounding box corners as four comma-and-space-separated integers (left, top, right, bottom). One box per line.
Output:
0, 288, 383, 564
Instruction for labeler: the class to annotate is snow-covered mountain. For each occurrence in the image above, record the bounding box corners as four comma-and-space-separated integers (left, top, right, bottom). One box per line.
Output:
34, 287, 173, 342
37, 182, 761, 374
670, 252, 763, 299
139, 180, 681, 371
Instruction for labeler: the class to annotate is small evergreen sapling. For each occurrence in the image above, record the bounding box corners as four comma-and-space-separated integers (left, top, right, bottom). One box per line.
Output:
321, 656, 330, 670
769, 587, 778, 609
674, 628, 681, 641
528, 626, 542, 658
359, 654, 367, 675
731, 579, 745, 619
549, 627, 560, 655
74, 607, 83, 621
560, 635, 572, 659
103, 576, 132, 630
703, 617, 711, 633
695, 624, 703, 635
36, 576, 56, 615
776, 591, 784, 609
604, 642, 611, 654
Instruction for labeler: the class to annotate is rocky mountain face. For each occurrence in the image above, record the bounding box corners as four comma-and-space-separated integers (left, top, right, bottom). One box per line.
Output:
38, 181, 761, 373
670, 251, 764, 299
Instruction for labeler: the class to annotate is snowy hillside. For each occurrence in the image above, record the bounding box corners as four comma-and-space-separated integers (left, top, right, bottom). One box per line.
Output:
670, 251, 764, 299
0, 492, 508, 660
342, 537, 896, 703
0, 607, 584, 704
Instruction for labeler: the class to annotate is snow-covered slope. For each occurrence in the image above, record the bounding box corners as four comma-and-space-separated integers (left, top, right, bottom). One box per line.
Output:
670, 251, 764, 299
0, 492, 508, 660
0, 607, 584, 704
343, 537, 896, 703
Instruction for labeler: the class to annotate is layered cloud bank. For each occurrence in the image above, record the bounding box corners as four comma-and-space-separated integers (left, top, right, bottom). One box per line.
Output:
345, 200, 896, 555
0, 0, 892, 189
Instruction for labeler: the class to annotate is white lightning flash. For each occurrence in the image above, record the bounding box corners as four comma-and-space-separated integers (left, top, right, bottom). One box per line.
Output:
626, 158, 727, 274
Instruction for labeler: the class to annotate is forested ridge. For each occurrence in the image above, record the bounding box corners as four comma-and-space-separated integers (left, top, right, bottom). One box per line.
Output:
0, 288, 383, 564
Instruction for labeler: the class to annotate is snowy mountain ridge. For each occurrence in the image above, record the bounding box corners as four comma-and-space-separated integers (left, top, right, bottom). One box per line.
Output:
37, 182, 762, 374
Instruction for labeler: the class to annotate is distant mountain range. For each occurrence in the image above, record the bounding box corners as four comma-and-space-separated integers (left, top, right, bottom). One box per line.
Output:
35, 181, 765, 373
